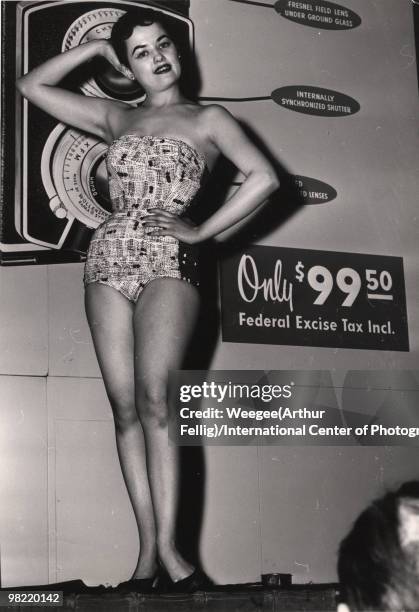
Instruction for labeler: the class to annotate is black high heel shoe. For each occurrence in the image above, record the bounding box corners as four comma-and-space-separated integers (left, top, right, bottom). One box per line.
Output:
169, 568, 212, 593
115, 576, 156, 594
152, 566, 171, 594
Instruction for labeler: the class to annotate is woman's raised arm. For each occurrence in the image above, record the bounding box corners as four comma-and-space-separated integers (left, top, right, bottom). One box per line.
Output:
16, 39, 130, 142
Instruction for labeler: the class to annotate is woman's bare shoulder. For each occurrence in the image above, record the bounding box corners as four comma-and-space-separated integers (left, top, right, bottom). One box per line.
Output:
195, 103, 237, 133
200, 103, 233, 118
182, 101, 227, 117
181, 103, 234, 139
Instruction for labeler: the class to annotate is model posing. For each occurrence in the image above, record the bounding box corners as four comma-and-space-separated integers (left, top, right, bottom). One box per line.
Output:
17, 8, 278, 593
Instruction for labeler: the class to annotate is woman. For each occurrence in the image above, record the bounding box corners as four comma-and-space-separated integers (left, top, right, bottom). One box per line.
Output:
16, 7, 278, 593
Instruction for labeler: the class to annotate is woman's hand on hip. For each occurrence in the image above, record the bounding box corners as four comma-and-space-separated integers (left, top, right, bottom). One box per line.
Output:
142, 210, 202, 244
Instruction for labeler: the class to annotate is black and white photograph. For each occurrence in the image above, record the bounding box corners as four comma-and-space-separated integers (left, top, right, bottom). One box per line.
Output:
1, 1, 419, 610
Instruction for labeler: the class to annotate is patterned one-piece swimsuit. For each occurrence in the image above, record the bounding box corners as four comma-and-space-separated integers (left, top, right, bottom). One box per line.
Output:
83, 134, 206, 303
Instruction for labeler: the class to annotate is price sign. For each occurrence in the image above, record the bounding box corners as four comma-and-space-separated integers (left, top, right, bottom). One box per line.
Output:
295, 264, 393, 307
220, 245, 409, 351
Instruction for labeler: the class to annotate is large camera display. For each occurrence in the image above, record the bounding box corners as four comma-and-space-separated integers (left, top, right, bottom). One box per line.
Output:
1, 0, 192, 264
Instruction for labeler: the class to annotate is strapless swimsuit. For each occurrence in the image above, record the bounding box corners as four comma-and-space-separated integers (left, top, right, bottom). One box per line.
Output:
83, 134, 206, 303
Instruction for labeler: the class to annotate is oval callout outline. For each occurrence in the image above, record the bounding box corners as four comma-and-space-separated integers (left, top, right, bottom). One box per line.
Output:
271, 86, 360, 117
274, 0, 361, 30
293, 175, 337, 205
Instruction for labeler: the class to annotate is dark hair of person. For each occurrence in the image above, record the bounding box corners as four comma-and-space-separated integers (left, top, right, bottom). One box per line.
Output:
337, 481, 419, 611
110, 7, 199, 99
111, 8, 179, 67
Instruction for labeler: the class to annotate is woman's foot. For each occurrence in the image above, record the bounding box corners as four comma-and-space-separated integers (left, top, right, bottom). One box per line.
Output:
117, 553, 159, 592
158, 546, 194, 583
130, 567, 158, 581
157, 545, 212, 593
130, 553, 158, 580
116, 577, 156, 594
169, 568, 212, 593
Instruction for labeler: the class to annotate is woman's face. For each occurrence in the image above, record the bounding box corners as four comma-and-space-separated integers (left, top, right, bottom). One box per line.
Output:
124, 22, 180, 92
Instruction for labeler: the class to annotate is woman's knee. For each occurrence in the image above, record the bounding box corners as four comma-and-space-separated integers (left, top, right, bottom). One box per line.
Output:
108, 391, 138, 432
137, 381, 169, 427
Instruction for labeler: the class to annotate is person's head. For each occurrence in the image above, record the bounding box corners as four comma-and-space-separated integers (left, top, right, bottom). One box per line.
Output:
111, 8, 182, 92
337, 481, 419, 612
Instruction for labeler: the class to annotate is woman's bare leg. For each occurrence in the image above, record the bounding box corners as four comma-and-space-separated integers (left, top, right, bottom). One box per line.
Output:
133, 278, 200, 581
85, 283, 157, 579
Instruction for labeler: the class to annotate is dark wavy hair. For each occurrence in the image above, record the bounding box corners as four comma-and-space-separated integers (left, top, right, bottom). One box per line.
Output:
338, 481, 419, 611
110, 8, 179, 67
110, 7, 199, 98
